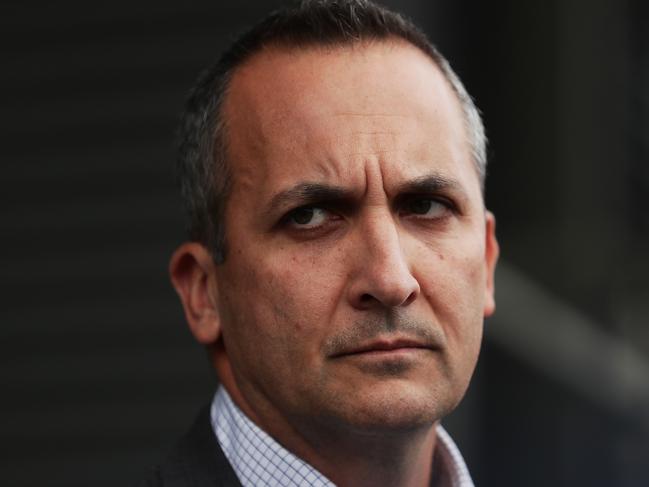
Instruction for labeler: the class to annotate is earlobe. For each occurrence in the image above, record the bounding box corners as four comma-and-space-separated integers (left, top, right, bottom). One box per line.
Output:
483, 211, 500, 317
169, 242, 222, 344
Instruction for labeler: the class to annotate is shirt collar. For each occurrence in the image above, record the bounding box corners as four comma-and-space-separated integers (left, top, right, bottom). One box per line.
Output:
211, 386, 474, 487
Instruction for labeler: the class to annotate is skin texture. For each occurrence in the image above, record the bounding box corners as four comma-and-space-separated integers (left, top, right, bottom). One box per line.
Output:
170, 39, 499, 487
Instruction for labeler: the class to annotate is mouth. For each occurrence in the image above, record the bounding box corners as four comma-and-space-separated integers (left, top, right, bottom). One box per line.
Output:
331, 337, 435, 358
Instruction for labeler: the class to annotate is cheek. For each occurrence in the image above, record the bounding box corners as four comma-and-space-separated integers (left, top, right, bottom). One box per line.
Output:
417, 246, 485, 394
220, 250, 340, 367
418, 240, 486, 343
266, 244, 347, 313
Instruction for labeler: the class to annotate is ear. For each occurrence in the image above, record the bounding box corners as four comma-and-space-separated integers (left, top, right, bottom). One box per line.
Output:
169, 242, 222, 344
483, 211, 500, 317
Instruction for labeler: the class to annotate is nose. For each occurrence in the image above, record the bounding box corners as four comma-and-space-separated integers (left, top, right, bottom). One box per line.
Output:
347, 213, 420, 310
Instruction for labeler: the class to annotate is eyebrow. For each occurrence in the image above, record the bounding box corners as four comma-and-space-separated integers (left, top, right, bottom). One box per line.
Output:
267, 182, 354, 216
397, 172, 469, 204
265, 173, 468, 217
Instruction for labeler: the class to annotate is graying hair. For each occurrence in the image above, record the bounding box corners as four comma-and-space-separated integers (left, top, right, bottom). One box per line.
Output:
176, 0, 487, 263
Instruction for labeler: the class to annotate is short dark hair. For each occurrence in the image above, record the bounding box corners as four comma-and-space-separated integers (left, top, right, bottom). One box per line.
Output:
176, 0, 486, 263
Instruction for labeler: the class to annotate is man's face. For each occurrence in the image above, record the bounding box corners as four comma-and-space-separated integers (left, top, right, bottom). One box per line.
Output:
213, 41, 498, 436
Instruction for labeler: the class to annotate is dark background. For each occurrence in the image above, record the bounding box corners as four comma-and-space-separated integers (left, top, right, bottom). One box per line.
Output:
2, 1, 648, 486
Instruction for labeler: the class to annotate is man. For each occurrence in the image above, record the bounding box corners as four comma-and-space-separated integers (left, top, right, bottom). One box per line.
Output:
144, 0, 498, 485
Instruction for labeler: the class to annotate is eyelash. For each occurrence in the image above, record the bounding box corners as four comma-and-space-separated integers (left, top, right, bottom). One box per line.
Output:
285, 207, 331, 227
399, 196, 455, 218
281, 196, 455, 232
279, 206, 342, 238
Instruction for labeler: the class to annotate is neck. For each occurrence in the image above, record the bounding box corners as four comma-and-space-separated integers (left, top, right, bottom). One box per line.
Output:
296, 420, 437, 487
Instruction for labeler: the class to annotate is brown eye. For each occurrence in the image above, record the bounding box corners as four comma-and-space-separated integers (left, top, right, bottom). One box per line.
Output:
286, 207, 328, 228
404, 198, 448, 218
409, 199, 433, 214
291, 207, 315, 224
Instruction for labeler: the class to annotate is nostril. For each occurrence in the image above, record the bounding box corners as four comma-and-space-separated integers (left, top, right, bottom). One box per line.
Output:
356, 287, 418, 308
403, 290, 417, 306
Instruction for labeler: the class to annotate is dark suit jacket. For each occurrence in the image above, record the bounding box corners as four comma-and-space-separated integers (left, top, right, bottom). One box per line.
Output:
139, 407, 242, 487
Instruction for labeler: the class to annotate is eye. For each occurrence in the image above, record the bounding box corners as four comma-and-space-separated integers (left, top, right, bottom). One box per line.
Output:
402, 198, 450, 219
285, 206, 330, 229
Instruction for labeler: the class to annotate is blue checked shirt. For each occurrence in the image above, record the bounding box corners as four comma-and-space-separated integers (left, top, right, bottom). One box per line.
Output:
211, 387, 474, 487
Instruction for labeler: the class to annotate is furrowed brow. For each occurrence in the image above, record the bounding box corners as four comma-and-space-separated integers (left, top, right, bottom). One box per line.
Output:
267, 182, 354, 215
394, 173, 466, 199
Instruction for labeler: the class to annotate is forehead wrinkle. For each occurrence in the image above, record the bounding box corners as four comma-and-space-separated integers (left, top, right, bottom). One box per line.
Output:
346, 149, 403, 158
309, 154, 348, 182
332, 112, 410, 119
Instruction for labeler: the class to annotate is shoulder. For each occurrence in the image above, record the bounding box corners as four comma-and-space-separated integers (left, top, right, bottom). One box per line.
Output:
137, 406, 242, 487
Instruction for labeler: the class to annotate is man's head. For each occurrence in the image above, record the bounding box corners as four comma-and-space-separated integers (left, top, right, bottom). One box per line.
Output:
176, 0, 487, 264
170, 0, 498, 458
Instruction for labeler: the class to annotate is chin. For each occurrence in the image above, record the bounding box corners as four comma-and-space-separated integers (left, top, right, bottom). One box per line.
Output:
324, 380, 457, 435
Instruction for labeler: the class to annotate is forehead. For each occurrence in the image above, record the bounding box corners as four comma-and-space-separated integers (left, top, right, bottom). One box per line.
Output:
221, 40, 479, 205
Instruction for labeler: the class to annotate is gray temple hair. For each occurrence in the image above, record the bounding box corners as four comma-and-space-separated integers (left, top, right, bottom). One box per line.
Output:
176, 0, 487, 264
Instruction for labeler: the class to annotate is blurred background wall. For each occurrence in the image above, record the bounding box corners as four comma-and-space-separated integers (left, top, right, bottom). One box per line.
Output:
2, 0, 648, 485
